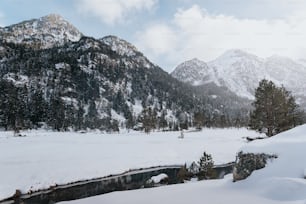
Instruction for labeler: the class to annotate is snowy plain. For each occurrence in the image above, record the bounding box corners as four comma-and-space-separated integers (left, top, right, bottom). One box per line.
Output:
0, 128, 261, 200
61, 125, 306, 204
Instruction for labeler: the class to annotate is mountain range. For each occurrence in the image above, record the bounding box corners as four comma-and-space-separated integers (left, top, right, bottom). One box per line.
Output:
1, 14, 304, 132
0, 14, 247, 132
172, 49, 306, 110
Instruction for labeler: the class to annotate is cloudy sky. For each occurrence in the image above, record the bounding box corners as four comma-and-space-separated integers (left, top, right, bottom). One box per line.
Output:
1, 0, 306, 72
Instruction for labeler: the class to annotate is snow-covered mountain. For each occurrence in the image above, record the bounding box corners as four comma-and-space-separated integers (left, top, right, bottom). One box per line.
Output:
0, 14, 82, 49
172, 49, 306, 109
0, 14, 249, 131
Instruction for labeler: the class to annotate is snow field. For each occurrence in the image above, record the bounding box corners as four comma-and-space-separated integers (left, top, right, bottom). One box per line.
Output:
0, 128, 260, 199
61, 125, 306, 204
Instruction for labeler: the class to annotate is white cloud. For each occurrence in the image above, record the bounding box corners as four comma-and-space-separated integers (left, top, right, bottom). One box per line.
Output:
135, 4, 306, 72
76, 0, 157, 25
137, 24, 178, 56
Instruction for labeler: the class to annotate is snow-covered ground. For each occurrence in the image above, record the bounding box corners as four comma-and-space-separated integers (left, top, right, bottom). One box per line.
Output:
0, 128, 260, 199
61, 125, 306, 204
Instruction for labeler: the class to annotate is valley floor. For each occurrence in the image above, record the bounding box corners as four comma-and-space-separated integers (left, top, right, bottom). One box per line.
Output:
3, 126, 306, 204
0, 128, 260, 199
62, 125, 306, 204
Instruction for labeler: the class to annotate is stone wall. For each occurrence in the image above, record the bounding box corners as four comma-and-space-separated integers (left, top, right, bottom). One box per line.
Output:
3, 166, 182, 204
214, 162, 235, 179
0, 163, 237, 204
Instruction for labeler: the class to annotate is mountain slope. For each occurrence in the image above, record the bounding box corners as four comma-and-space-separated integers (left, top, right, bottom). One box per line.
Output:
172, 50, 306, 109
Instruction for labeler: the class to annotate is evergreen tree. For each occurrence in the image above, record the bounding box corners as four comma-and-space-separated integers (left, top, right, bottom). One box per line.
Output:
193, 111, 205, 130
48, 93, 65, 131
140, 107, 157, 133
0, 80, 15, 130
125, 110, 135, 131
178, 112, 188, 130
29, 89, 47, 127
158, 110, 168, 130
250, 79, 303, 136
76, 104, 85, 130
85, 100, 99, 129
198, 151, 215, 180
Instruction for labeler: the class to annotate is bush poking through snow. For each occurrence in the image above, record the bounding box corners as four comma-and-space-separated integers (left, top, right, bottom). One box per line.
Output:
177, 165, 193, 183
233, 151, 277, 182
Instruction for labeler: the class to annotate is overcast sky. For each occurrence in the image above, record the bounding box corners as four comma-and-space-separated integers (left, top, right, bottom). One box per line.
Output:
1, 0, 306, 72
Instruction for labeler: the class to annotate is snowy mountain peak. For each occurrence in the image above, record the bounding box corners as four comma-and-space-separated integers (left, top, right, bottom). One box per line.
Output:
100, 35, 139, 57
177, 58, 208, 69
2, 14, 82, 49
171, 58, 212, 86
215, 49, 262, 64
40, 13, 64, 22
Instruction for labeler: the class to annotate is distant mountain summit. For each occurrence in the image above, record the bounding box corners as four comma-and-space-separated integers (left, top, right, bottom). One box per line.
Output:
172, 50, 306, 109
171, 58, 211, 86
0, 14, 82, 49
207, 49, 266, 99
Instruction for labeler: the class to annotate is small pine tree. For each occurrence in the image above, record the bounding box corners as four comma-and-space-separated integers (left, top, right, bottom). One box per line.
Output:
198, 151, 215, 180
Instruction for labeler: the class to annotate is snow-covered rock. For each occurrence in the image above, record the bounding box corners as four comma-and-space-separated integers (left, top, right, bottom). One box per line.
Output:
147, 173, 169, 184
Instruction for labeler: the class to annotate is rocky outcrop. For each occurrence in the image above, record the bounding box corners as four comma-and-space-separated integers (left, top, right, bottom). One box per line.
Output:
233, 151, 277, 182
